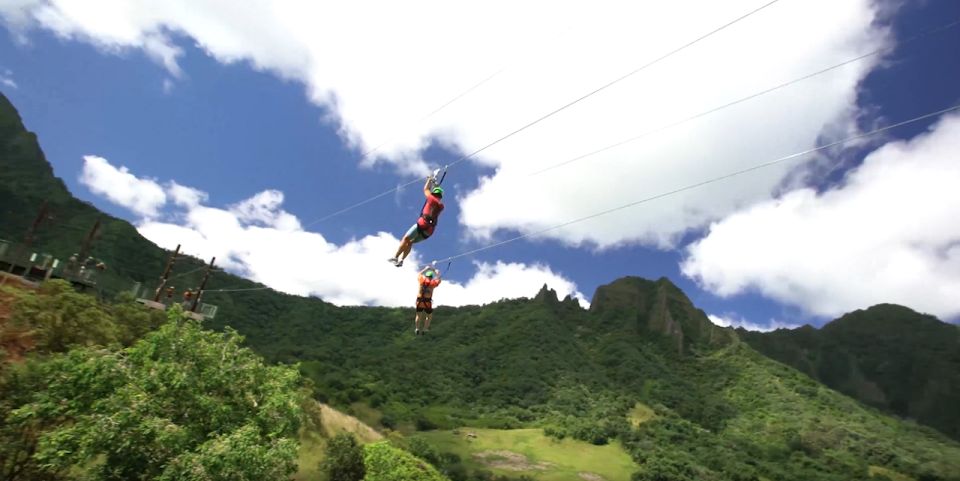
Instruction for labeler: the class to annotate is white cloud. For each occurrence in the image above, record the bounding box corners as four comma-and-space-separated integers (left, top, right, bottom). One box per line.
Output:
441, 261, 589, 308
2, 0, 890, 248
707, 313, 802, 332
228, 189, 301, 231
139, 205, 588, 308
79, 155, 167, 217
0, 0, 37, 38
166, 180, 208, 207
83, 155, 586, 307
683, 114, 960, 320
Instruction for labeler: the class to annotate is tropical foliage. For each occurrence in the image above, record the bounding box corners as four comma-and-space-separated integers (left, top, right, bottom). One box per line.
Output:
321, 433, 366, 481
740, 304, 960, 440
1, 285, 305, 481
363, 442, 449, 481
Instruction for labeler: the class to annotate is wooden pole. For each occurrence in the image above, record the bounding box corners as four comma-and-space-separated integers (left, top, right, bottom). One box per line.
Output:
8, 201, 49, 274
77, 218, 101, 261
24, 201, 49, 248
153, 244, 180, 302
66, 218, 102, 278
191, 256, 216, 313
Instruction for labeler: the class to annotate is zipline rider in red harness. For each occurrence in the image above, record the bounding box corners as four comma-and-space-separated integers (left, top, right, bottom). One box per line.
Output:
414, 265, 442, 335
389, 175, 444, 267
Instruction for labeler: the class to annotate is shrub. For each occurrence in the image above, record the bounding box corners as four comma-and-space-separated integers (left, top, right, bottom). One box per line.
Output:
321, 433, 365, 481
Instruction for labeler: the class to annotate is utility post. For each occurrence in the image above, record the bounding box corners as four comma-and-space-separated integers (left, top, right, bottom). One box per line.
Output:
191, 256, 216, 313
66, 218, 102, 278
8, 201, 50, 273
153, 244, 181, 302
77, 218, 101, 262
24, 201, 50, 249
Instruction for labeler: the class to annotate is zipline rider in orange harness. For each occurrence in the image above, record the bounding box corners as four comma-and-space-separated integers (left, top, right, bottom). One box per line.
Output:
389, 175, 444, 267
414, 265, 442, 335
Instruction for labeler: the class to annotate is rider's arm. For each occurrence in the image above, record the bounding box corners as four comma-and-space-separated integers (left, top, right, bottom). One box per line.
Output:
423, 176, 432, 197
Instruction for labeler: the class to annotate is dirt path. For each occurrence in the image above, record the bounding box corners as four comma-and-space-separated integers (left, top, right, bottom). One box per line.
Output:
579, 472, 606, 481
473, 450, 554, 471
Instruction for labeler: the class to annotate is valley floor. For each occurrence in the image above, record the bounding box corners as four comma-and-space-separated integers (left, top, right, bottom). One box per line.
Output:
414, 428, 637, 481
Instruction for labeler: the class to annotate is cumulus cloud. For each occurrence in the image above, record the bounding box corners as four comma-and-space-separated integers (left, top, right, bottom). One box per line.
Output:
707, 313, 802, 332
683, 114, 960, 320
84, 155, 586, 307
228, 190, 301, 231
441, 261, 589, 308
79, 155, 167, 217
2, 0, 890, 248
166, 180, 207, 207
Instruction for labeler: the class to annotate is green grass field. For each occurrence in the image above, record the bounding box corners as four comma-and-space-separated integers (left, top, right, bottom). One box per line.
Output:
415, 428, 637, 481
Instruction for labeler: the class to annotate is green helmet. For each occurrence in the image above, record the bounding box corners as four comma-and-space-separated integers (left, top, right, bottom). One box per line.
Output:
425, 270, 435, 278
432, 186, 444, 197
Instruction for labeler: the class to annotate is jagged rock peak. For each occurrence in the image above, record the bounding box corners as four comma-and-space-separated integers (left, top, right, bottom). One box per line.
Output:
533, 283, 559, 304
590, 275, 735, 354
589, 276, 676, 313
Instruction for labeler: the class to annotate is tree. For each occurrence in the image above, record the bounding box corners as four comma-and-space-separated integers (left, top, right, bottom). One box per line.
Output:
362, 442, 449, 481
320, 433, 365, 481
9, 280, 117, 352
13, 310, 305, 481
0, 358, 62, 481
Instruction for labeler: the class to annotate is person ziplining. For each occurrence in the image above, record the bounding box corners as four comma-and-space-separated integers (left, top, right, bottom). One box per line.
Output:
389, 172, 445, 267
414, 264, 442, 335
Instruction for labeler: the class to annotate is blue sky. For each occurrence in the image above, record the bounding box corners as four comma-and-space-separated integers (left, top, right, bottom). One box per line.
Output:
2, 0, 958, 328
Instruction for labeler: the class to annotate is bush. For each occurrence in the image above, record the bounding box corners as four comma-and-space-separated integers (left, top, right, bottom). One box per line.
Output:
380, 413, 397, 430
321, 433, 366, 481
21, 312, 304, 481
415, 415, 439, 431
363, 442, 449, 481
543, 425, 567, 440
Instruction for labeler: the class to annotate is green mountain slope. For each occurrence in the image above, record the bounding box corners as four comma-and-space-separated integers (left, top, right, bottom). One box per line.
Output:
3, 92, 960, 481
206, 277, 960, 480
740, 304, 960, 441
0, 92, 267, 297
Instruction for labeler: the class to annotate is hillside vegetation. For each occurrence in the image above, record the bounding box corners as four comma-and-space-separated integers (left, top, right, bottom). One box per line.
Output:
3, 92, 960, 481
740, 304, 960, 440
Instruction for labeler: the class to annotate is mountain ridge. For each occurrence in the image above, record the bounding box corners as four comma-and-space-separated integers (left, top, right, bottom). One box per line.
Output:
739, 303, 960, 440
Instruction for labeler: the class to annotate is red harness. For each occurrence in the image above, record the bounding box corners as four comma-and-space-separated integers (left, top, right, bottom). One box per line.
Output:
417, 196, 444, 237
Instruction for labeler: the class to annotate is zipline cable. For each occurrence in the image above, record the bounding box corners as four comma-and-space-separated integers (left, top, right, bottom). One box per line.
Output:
433, 103, 960, 264
167, 265, 211, 281
302, 0, 784, 227
204, 286, 272, 293
355, 67, 506, 166
528, 18, 960, 176
202, 104, 958, 296
354, 20, 582, 166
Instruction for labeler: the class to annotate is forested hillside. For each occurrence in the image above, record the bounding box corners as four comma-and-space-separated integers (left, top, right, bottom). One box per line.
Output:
4, 92, 960, 481
740, 304, 960, 441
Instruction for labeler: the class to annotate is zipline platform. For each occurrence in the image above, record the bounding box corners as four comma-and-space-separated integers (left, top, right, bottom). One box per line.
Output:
0, 239, 99, 291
